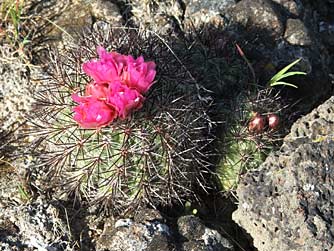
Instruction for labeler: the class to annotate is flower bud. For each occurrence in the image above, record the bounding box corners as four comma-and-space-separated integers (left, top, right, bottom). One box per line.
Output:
267, 114, 279, 130
248, 113, 266, 133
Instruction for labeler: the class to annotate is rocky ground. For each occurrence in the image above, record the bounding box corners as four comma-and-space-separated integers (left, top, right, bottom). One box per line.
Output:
0, 0, 333, 250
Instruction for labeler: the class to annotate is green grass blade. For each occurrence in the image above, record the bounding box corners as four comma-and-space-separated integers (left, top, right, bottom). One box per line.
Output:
270, 81, 298, 88
18, 185, 30, 202
269, 58, 302, 85
273, 71, 307, 82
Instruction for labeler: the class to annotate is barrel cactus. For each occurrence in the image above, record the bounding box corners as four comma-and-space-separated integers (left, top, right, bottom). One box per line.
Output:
216, 56, 304, 191
217, 87, 288, 191
26, 26, 214, 214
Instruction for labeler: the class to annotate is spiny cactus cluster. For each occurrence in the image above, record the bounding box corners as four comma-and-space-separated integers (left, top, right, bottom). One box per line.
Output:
179, 27, 271, 191
181, 26, 294, 192
215, 56, 305, 191
216, 87, 290, 191
25, 26, 214, 214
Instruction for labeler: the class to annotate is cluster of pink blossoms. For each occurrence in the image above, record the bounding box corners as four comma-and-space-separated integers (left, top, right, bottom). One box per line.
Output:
72, 46, 156, 129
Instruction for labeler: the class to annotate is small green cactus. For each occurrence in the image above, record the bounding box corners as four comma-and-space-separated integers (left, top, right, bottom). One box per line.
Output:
216, 88, 285, 191
25, 26, 214, 214
217, 127, 266, 190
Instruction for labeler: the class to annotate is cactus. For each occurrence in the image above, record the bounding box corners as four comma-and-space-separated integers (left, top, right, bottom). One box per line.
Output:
25, 26, 214, 214
181, 30, 295, 192
217, 118, 266, 191
216, 87, 289, 191
215, 57, 305, 191
180, 27, 276, 192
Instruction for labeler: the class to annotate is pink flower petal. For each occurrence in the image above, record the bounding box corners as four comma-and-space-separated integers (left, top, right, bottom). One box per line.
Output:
82, 60, 119, 84
85, 82, 109, 99
107, 82, 144, 119
72, 95, 117, 128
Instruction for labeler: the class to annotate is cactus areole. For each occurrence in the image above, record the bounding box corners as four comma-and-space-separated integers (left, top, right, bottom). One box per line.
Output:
73, 46, 156, 128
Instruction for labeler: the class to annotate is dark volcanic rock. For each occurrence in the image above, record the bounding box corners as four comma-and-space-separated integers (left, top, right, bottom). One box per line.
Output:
0, 198, 72, 251
178, 216, 234, 251
272, 0, 302, 16
96, 210, 234, 251
97, 209, 173, 251
301, 0, 334, 22
130, 0, 183, 34
233, 96, 334, 251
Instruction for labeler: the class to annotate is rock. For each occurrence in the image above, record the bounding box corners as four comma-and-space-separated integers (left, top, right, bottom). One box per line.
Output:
0, 198, 72, 251
0, 44, 35, 131
183, 0, 236, 28
177, 215, 234, 251
284, 18, 312, 45
271, 0, 302, 16
44, 1, 92, 39
133, 208, 165, 222
96, 209, 173, 251
34, 0, 122, 49
233, 96, 334, 251
130, 0, 183, 34
301, 0, 334, 22
230, 0, 284, 37
318, 21, 334, 50
178, 215, 206, 240
96, 210, 235, 251
88, 0, 122, 25
284, 96, 334, 146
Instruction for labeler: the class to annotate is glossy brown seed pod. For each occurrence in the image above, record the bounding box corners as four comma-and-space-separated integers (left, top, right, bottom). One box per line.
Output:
267, 114, 279, 130
248, 113, 266, 133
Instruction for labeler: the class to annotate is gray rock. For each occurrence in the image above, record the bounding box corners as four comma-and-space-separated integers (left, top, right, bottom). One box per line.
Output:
318, 21, 334, 49
233, 96, 334, 251
178, 216, 234, 251
284, 18, 312, 45
0, 44, 35, 131
130, 0, 183, 34
178, 215, 206, 240
96, 209, 173, 251
301, 0, 334, 23
89, 0, 122, 25
184, 0, 236, 28
133, 208, 165, 222
36, 0, 122, 49
0, 198, 72, 251
96, 211, 235, 251
230, 0, 284, 37
271, 0, 302, 16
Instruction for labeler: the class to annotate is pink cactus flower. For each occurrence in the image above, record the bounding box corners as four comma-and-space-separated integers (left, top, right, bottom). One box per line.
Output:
82, 60, 118, 84
72, 94, 117, 129
83, 46, 156, 93
121, 56, 156, 93
82, 47, 121, 84
107, 82, 144, 119
97, 46, 127, 76
73, 46, 156, 128
85, 82, 109, 100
